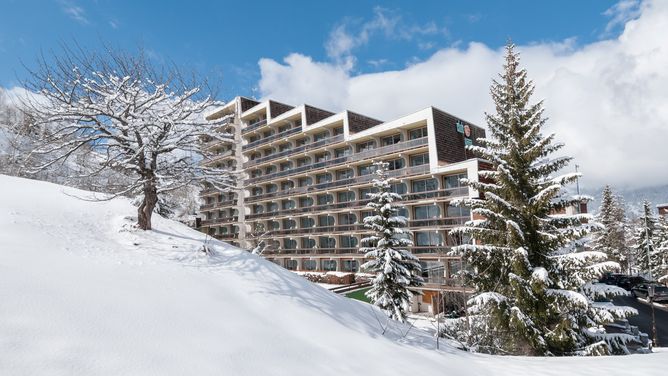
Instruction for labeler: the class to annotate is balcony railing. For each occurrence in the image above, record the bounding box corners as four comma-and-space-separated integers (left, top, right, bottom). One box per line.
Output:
244, 136, 429, 180
199, 197, 237, 210
261, 246, 455, 256
255, 217, 468, 237
212, 233, 239, 240
244, 134, 345, 167
242, 127, 301, 150
245, 186, 468, 220
242, 119, 268, 134
200, 216, 239, 226
202, 149, 235, 165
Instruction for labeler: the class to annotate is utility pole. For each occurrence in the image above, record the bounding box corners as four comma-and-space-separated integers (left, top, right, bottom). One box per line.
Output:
649, 285, 659, 347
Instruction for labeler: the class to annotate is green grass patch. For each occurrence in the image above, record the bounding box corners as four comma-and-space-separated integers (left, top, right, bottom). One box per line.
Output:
345, 287, 371, 303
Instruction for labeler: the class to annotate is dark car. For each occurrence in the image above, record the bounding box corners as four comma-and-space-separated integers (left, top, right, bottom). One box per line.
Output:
631, 283, 668, 302
599, 273, 626, 285
617, 276, 649, 290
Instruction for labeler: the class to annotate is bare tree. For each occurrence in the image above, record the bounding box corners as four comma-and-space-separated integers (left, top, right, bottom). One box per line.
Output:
20, 44, 235, 230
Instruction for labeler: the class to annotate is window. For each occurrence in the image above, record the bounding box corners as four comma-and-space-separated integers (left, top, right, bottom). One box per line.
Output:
397, 207, 409, 218
381, 133, 401, 146
268, 220, 279, 230
250, 152, 260, 161
317, 194, 333, 205
280, 181, 294, 191
278, 124, 290, 133
340, 236, 358, 248
263, 147, 275, 157
253, 205, 264, 214
296, 157, 310, 167
278, 143, 291, 152
386, 158, 405, 170
414, 205, 441, 220
356, 140, 376, 153
249, 135, 260, 143
409, 127, 428, 140
337, 191, 355, 202
300, 217, 315, 228
358, 164, 376, 176
389, 183, 407, 195
409, 153, 429, 166
334, 147, 352, 158
281, 200, 295, 210
412, 178, 437, 193
313, 131, 329, 142
303, 260, 317, 271
359, 187, 378, 200
318, 215, 334, 227
343, 260, 359, 272
262, 129, 275, 138
415, 231, 443, 246
266, 184, 278, 193
321, 259, 337, 271
302, 238, 315, 248
338, 213, 357, 225
267, 202, 278, 212
444, 173, 467, 189
286, 260, 298, 270
315, 173, 332, 184
251, 187, 263, 196
299, 197, 313, 207
265, 165, 277, 175
295, 137, 309, 147
314, 152, 330, 163
282, 219, 296, 229
333, 126, 344, 135
319, 237, 336, 249
279, 161, 293, 171
360, 210, 374, 220
446, 203, 471, 218
336, 169, 354, 180
251, 169, 262, 178
298, 177, 312, 187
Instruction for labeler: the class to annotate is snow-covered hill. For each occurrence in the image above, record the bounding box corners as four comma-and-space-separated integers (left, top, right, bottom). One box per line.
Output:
0, 175, 665, 375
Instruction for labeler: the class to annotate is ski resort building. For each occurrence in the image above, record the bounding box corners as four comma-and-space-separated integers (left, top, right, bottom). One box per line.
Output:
658, 203, 668, 217
198, 96, 486, 313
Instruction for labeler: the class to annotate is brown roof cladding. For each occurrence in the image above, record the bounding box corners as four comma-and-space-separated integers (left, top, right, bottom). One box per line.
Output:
347, 111, 383, 133
304, 105, 336, 125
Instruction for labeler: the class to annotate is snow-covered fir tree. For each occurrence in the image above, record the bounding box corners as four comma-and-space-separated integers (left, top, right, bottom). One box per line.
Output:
655, 216, 668, 283
360, 161, 423, 323
631, 201, 659, 278
591, 185, 629, 271
449, 44, 637, 356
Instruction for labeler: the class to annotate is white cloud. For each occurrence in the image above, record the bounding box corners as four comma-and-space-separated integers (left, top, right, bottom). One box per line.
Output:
58, 0, 89, 25
258, 0, 668, 189
325, 7, 444, 69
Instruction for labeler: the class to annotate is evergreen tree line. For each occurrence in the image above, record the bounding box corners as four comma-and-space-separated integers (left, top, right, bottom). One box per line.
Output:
592, 186, 668, 283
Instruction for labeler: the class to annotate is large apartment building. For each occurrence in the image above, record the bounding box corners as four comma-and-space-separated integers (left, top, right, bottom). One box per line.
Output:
199, 96, 486, 312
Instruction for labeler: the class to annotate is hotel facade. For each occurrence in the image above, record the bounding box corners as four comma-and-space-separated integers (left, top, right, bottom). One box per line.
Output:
199, 96, 487, 312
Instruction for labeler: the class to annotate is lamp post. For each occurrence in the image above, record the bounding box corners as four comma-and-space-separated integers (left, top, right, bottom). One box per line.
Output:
648, 285, 659, 347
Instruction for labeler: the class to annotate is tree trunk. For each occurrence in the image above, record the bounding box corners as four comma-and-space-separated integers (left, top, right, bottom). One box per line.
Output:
138, 182, 158, 230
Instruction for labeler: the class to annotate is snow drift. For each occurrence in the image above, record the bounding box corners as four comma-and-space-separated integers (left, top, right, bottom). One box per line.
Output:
0, 175, 665, 375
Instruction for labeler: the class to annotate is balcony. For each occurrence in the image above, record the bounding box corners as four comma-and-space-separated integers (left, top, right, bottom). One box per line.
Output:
200, 216, 239, 226
244, 134, 346, 167
245, 186, 468, 220
212, 233, 239, 240
202, 149, 235, 166
242, 127, 301, 150
242, 118, 268, 134
244, 136, 428, 175
260, 246, 456, 256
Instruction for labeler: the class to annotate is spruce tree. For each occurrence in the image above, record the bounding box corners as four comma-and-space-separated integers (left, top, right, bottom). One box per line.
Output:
655, 216, 668, 283
591, 186, 629, 271
631, 201, 659, 278
450, 44, 637, 356
360, 161, 423, 323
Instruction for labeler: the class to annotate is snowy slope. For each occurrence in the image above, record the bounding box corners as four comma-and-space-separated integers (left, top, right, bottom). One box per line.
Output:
0, 175, 665, 375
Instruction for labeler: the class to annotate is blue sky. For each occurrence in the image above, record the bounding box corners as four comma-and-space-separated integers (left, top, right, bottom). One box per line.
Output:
1, 0, 620, 99
4, 0, 667, 190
